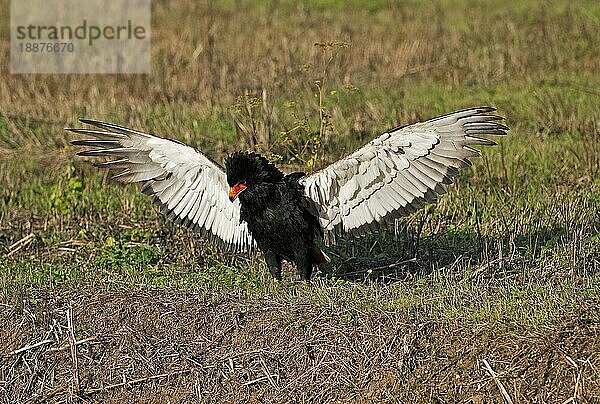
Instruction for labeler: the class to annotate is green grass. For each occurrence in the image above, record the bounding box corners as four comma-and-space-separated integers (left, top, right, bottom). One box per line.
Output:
1, 47, 599, 327
2, 149, 598, 327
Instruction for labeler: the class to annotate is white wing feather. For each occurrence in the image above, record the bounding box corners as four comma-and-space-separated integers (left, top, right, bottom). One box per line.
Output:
301, 107, 508, 245
69, 120, 255, 253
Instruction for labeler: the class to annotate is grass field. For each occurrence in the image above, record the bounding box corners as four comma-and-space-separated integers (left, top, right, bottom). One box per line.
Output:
1, 0, 599, 402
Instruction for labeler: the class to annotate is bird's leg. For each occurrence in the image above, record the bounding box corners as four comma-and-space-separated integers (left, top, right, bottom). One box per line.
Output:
295, 250, 313, 281
263, 250, 282, 280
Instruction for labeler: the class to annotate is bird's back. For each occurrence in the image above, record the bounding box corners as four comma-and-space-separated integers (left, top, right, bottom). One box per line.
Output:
240, 175, 323, 264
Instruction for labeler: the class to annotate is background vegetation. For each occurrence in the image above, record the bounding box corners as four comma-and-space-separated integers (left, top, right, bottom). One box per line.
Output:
0, 0, 599, 402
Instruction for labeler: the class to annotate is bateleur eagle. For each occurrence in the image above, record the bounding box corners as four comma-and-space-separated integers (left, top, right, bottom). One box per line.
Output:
69, 107, 508, 280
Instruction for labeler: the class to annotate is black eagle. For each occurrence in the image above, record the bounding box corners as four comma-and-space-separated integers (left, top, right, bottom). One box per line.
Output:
69, 107, 507, 280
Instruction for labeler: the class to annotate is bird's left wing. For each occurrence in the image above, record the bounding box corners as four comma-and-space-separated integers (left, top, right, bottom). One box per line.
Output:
68, 119, 255, 253
301, 107, 508, 245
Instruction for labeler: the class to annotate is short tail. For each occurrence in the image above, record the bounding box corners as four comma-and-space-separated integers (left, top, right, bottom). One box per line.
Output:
311, 245, 331, 264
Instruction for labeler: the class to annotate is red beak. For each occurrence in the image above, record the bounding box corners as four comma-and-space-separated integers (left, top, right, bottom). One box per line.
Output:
229, 183, 247, 201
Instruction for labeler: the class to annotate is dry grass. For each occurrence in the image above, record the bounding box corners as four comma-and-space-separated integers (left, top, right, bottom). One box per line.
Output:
0, 0, 598, 156
2, 289, 599, 403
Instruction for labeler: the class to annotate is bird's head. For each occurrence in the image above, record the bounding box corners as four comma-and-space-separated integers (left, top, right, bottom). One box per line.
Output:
225, 151, 285, 202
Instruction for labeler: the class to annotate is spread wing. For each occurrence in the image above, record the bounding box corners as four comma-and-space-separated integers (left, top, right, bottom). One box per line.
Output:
68, 119, 255, 253
301, 107, 508, 245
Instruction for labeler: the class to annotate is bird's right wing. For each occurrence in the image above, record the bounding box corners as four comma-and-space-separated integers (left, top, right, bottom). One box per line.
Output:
68, 119, 255, 253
